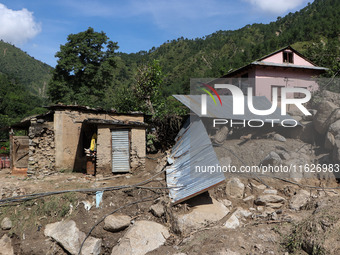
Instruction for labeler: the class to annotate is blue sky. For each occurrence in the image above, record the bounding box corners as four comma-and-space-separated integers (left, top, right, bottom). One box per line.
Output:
0, 0, 312, 67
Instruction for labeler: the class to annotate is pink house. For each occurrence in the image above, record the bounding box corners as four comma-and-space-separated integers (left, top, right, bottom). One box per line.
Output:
222, 46, 327, 101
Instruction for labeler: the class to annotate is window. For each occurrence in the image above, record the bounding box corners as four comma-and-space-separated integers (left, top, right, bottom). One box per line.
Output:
283, 51, 294, 63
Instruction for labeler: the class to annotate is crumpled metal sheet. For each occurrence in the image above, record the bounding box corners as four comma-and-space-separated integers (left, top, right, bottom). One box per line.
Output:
166, 117, 225, 204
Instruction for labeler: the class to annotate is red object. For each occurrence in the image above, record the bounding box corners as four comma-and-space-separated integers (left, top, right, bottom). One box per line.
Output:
4, 157, 10, 168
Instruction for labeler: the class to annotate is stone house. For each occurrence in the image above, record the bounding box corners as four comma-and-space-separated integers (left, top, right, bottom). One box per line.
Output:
10, 105, 146, 176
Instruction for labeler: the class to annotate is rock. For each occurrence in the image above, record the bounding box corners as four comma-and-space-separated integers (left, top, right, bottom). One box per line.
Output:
176, 198, 229, 234
289, 190, 310, 210
111, 221, 169, 255
260, 151, 282, 166
243, 195, 254, 202
255, 195, 286, 207
44, 220, 101, 255
329, 119, 340, 136
325, 132, 335, 151
150, 203, 164, 217
332, 139, 340, 163
0, 234, 14, 255
1, 217, 12, 230
273, 133, 286, 142
220, 199, 232, 208
214, 126, 229, 144
263, 189, 278, 195
233, 207, 252, 218
226, 178, 245, 199
313, 101, 338, 135
224, 214, 240, 229
104, 214, 131, 232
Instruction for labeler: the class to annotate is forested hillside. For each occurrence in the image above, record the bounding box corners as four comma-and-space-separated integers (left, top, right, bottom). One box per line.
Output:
0, 0, 339, 139
115, 0, 340, 96
0, 40, 53, 97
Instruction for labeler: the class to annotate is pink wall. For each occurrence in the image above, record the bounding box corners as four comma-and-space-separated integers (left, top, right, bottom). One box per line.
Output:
254, 66, 319, 100
262, 50, 314, 66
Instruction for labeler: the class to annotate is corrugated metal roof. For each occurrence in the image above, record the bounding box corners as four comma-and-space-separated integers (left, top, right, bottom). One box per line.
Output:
166, 117, 225, 204
173, 95, 297, 125
252, 61, 328, 71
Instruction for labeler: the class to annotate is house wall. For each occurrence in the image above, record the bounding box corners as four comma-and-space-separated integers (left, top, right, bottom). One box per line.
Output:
54, 110, 144, 172
254, 66, 320, 100
262, 50, 314, 66
96, 126, 146, 175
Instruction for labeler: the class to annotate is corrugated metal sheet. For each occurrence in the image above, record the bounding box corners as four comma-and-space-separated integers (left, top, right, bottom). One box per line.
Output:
111, 130, 130, 173
166, 117, 225, 204
173, 95, 297, 125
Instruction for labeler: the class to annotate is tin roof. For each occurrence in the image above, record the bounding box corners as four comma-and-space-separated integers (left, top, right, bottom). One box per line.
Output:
173, 95, 297, 125
166, 117, 225, 204
84, 118, 148, 127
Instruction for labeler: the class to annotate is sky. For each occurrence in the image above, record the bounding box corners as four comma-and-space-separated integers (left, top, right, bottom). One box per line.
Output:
0, 0, 312, 67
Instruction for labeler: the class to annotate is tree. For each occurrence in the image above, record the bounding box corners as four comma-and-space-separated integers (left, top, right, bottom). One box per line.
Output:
134, 60, 164, 116
48, 27, 119, 107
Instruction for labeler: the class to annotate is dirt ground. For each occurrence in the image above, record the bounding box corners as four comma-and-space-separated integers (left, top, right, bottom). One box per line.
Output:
0, 140, 340, 255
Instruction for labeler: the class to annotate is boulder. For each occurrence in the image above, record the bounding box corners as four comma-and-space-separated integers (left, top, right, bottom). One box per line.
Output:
175, 198, 229, 234
44, 220, 101, 255
313, 101, 338, 135
255, 195, 286, 208
329, 119, 340, 136
104, 214, 131, 232
260, 151, 282, 166
111, 221, 170, 255
289, 190, 310, 210
225, 178, 245, 199
0, 234, 14, 255
1, 217, 12, 230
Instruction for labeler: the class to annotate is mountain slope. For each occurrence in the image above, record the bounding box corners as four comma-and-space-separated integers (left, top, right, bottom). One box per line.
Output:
0, 40, 53, 97
116, 0, 340, 96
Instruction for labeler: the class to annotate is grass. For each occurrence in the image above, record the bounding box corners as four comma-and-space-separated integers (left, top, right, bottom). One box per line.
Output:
0, 192, 79, 236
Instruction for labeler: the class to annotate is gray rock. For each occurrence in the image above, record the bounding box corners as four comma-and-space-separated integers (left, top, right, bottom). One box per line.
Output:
1, 217, 12, 230
150, 203, 164, 217
260, 151, 282, 166
111, 221, 170, 255
176, 198, 229, 234
289, 190, 310, 210
333, 139, 340, 163
104, 214, 131, 232
255, 195, 286, 207
224, 214, 240, 229
0, 234, 14, 255
226, 178, 245, 199
44, 220, 101, 255
329, 119, 340, 136
313, 101, 338, 135
273, 133, 286, 142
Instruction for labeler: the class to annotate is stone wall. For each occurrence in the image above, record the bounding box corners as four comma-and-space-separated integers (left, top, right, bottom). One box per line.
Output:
27, 121, 55, 176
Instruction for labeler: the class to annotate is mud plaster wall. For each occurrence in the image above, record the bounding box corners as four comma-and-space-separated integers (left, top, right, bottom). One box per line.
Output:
96, 126, 146, 175
54, 110, 144, 172
27, 121, 55, 176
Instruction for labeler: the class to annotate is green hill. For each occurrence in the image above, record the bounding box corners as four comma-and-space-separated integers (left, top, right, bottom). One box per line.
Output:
0, 40, 53, 97
115, 0, 340, 96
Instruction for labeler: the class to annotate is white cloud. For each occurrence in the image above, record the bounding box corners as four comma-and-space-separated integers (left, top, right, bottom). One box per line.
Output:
244, 0, 309, 14
0, 4, 41, 44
